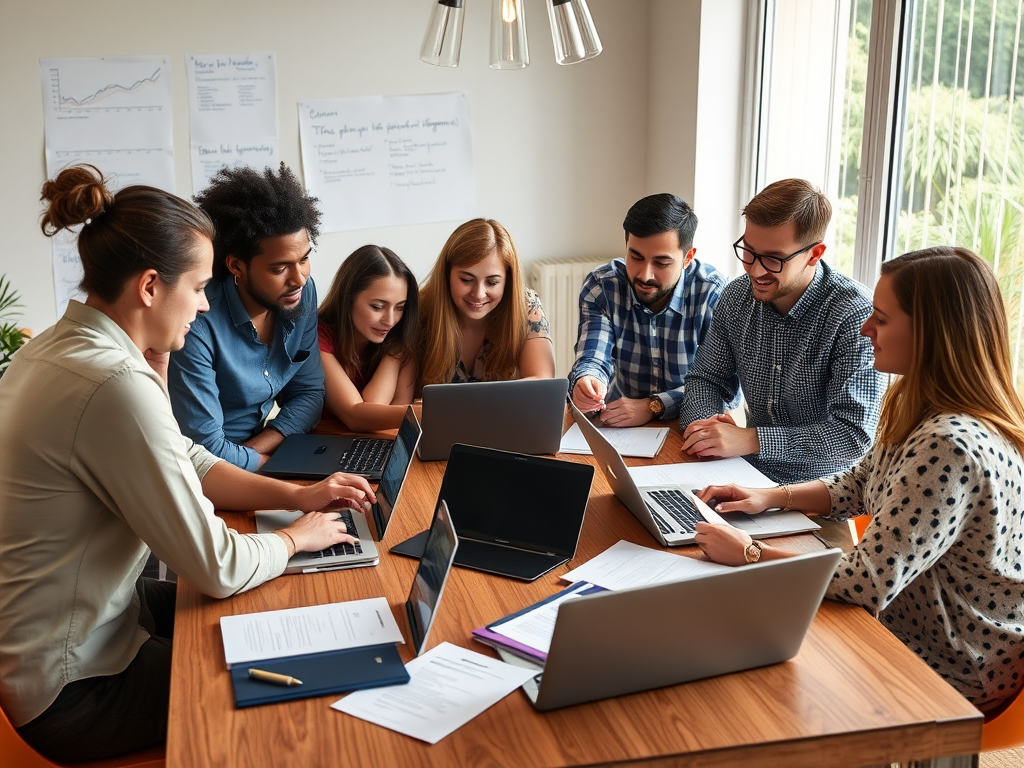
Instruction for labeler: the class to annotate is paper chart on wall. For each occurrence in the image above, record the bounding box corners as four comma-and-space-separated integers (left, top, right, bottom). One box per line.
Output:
185, 52, 279, 191
298, 92, 476, 232
39, 56, 176, 316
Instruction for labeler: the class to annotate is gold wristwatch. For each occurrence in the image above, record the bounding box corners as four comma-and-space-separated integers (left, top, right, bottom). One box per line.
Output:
648, 395, 665, 417
743, 539, 763, 564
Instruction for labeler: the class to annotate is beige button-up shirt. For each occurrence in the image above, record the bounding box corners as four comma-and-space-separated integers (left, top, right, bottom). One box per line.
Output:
0, 302, 288, 726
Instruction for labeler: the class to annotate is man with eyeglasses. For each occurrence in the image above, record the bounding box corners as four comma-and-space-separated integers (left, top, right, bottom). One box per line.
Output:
678, 178, 883, 484
569, 193, 728, 426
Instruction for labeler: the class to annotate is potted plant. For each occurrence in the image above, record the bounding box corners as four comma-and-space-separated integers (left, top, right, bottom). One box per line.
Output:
0, 275, 30, 377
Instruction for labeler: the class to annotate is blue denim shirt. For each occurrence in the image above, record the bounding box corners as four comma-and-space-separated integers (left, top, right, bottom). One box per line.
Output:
168, 277, 325, 470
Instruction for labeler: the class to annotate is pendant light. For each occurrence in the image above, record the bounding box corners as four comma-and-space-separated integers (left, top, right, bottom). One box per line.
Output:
420, 0, 466, 67
490, 0, 530, 69
547, 0, 602, 65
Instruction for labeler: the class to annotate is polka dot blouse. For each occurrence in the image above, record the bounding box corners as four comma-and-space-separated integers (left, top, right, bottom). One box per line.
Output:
822, 414, 1024, 713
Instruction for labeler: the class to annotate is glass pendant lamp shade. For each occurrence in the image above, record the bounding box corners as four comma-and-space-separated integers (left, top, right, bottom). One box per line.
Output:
547, 0, 602, 65
421, 0, 466, 67
489, 0, 529, 70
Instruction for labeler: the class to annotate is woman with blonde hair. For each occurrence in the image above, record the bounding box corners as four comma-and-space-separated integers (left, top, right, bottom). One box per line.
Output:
419, 218, 554, 385
694, 246, 1024, 715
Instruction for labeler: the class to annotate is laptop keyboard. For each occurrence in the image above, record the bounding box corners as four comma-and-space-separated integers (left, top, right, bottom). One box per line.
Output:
339, 438, 390, 474
647, 489, 703, 534
307, 508, 364, 558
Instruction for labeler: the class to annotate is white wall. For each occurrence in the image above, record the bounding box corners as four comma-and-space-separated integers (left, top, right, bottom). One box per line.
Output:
0, 0, 652, 335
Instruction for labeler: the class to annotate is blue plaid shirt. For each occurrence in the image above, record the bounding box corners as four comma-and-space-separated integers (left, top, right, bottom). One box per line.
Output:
679, 261, 884, 484
569, 258, 726, 420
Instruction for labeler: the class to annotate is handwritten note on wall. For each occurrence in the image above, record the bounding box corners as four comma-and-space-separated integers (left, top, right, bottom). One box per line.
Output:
186, 52, 279, 191
298, 92, 476, 232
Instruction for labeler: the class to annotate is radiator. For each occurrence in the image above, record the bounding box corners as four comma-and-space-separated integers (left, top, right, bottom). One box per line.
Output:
529, 256, 610, 378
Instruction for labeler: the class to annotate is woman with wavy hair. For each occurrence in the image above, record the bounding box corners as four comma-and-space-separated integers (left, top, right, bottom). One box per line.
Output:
419, 218, 554, 385
318, 245, 418, 431
694, 246, 1024, 715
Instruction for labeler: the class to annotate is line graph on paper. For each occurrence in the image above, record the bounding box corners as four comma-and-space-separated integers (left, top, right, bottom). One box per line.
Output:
49, 66, 165, 112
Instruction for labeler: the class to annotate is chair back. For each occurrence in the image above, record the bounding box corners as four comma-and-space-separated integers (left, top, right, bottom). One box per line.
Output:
982, 690, 1024, 752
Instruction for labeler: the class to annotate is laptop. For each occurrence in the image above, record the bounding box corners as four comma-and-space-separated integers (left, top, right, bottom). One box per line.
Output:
260, 406, 420, 481
391, 444, 594, 581
510, 548, 842, 710
568, 401, 819, 545
416, 378, 569, 461
254, 407, 422, 574
405, 499, 459, 656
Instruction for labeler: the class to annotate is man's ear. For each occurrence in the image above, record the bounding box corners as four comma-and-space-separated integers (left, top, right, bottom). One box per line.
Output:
136, 269, 160, 308
224, 255, 245, 281
807, 243, 827, 267
682, 247, 697, 269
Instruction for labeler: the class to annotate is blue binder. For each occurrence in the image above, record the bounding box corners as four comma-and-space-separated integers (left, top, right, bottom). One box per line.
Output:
230, 643, 409, 708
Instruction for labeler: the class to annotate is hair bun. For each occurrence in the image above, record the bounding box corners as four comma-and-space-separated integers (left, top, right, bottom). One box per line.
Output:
40, 164, 115, 236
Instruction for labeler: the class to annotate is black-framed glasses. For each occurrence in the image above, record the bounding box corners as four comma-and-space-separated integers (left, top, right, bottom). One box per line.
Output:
732, 237, 820, 274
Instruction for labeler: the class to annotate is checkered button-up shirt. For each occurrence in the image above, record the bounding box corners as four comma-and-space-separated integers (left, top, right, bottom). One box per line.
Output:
569, 258, 726, 420
679, 261, 884, 483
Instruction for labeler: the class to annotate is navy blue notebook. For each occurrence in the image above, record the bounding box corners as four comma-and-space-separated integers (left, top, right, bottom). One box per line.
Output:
230, 643, 409, 708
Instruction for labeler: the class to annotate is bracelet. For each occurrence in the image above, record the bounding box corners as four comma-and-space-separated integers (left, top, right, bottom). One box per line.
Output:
781, 484, 793, 512
277, 529, 297, 555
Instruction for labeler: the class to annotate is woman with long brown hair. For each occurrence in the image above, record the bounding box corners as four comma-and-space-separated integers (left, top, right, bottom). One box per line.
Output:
419, 218, 554, 385
317, 245, 418, 430
694, 246, 1024, 715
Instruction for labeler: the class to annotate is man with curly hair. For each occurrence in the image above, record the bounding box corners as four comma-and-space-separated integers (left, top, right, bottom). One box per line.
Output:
168, 163, 325, 470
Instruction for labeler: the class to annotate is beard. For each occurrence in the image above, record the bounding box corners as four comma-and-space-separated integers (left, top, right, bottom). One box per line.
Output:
244, 272, 304, 322
633, 279, 672, 308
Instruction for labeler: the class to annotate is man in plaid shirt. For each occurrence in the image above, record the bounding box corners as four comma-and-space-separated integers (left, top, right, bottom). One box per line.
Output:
679, 179, 884, 484
569, 194, 727, 427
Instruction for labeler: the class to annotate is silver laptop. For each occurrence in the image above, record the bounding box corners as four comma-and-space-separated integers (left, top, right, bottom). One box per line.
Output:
511, 548, 842, 710
417, 378, 569, 461
568, 401, 727, 545
568, 402, 819, 545
255, 408, 422, 574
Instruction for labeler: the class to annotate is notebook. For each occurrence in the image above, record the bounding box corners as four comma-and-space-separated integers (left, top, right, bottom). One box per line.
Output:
514, 548, 843, 710
260, 406, 420, 481
568, 401, 819, 546
255, 407, 422, 574
391, 443, 594, 582
416, 378, 569, 461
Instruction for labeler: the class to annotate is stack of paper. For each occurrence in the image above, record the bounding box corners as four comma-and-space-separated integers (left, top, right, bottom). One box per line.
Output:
559, 423, 669, 458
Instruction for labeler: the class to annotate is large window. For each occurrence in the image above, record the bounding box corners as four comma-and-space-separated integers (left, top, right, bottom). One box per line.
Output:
756, 0, 1024, 381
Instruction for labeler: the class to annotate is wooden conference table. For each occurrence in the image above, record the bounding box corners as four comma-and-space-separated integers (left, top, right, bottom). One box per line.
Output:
167, 418, 982, 768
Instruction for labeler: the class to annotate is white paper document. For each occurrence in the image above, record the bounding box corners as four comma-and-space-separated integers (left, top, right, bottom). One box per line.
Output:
333, 642, 535, 744
40, 55, 176, 316
219, 597, 403, 667
493, 582, 597, 655
560, 423, 669, 458
185, 52, 279, 190
627, 457, 777, 490
298, 92, 476, 232
561, 540, 730, 590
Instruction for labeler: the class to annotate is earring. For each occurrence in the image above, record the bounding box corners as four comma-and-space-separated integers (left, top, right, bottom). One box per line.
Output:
234, 275, 239, 286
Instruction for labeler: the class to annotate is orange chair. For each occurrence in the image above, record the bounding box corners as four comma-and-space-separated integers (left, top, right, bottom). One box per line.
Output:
853, 514, 871, 542
982, 690, 1024, 752
0, 700, 164, 768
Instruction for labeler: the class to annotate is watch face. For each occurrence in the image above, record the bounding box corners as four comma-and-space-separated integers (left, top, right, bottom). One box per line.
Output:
648, 397, 663, 415
745, 542, 761, 563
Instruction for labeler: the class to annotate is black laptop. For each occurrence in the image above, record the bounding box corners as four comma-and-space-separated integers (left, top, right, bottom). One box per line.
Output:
260, 407, 418, 481
391, 444, 594, 581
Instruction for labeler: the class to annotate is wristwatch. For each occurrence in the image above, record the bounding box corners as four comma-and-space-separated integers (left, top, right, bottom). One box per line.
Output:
743, 539, 763, 564
647, 395, 665, 417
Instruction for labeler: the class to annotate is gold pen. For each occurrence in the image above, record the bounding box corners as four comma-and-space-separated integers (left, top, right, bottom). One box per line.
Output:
248, 668, 303, 687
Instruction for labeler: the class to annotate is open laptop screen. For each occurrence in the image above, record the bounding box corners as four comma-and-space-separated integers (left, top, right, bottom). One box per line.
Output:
371, 407, 421, 539
406, 500, 459, 656
439, 444, 593, 558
